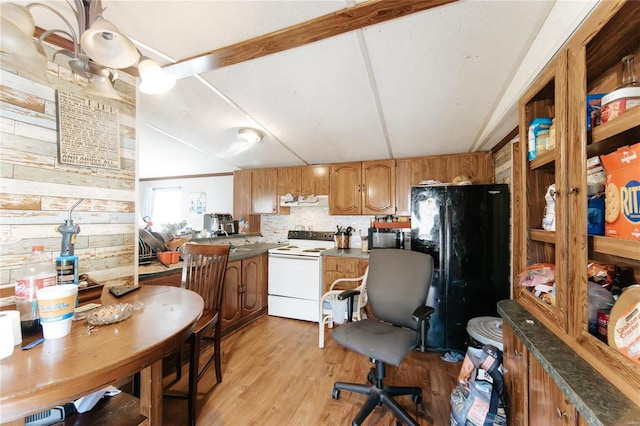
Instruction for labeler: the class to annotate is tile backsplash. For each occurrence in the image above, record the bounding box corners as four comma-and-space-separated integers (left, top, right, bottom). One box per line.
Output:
261, 207, 372, 247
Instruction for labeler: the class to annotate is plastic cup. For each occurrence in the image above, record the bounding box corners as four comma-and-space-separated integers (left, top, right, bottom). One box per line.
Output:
37, 284, 78, 339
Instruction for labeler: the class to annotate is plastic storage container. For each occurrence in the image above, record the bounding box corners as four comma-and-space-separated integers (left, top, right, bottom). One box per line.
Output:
527, 117, 553, 160
600, 86, 640, 124
14, 246, 57, 334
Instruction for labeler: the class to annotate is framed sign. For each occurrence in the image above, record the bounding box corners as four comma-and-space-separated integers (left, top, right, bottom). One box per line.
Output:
57, 90, 121, 169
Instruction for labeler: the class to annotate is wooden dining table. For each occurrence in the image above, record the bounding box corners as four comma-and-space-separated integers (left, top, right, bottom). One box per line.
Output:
0, 285, 203, 425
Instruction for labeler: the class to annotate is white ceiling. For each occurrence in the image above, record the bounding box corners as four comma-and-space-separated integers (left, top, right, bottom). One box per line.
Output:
20, 0, 600, 179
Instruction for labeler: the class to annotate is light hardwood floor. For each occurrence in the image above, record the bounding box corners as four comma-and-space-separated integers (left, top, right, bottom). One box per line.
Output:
163, 314, 461, 425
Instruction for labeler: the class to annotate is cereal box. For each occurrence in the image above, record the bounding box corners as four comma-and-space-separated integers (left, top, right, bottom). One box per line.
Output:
600, 143, 640, 240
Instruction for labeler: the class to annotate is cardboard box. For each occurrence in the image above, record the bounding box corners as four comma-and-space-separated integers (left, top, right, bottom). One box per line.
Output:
600, 143, 640, 240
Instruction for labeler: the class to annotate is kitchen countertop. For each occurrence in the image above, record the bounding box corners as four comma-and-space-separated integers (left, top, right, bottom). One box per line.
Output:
188, 232, 262, 243
139, 242, 283, 278
497, 299, 640, 426
322, 248, 369, 259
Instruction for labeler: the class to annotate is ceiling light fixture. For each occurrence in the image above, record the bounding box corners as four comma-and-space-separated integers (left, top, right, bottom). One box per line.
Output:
237, 128, 264, 145
0, 1, 175, 99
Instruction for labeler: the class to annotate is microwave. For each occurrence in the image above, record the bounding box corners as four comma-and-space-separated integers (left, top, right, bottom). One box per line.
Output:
367, 228, 408, 250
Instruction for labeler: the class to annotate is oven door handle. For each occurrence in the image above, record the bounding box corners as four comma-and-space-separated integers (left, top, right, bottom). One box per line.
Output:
268, 254, 320, 260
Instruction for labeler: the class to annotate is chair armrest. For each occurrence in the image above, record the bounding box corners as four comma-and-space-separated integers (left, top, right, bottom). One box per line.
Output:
329, 276, 364, 291
412, 305, 435, 322
337, 289, 360, 301
338, 289, 361, 323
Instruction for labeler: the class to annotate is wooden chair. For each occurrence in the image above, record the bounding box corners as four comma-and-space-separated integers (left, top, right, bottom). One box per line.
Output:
165, 243, 230, 426
318, 267, 368, 348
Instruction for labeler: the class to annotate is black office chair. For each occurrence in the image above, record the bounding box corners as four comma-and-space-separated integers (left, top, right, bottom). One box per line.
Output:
331, 249, 434, 426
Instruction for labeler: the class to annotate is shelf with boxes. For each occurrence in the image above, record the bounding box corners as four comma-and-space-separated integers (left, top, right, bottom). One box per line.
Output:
512, 0, 640, 412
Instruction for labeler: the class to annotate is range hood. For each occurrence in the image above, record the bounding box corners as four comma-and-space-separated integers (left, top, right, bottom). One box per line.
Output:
280, 194, 328, 207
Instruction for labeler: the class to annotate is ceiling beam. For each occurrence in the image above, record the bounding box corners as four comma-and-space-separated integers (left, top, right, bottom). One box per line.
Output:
163, 0, 457, 79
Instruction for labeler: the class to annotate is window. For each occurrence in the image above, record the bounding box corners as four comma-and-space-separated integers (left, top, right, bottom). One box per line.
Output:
149, 187, 181, 229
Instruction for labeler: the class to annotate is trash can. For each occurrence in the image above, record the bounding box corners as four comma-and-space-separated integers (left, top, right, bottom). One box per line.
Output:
466, 316, 503, 352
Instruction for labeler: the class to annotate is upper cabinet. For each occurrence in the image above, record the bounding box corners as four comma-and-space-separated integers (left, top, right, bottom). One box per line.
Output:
237, 153, 493, 219
251, 168, 279, 214
395, 153, 493, 216
515, 51, 568, 333
300, 165, 329, 195
514, 0, 640, 404
278, 165, 330, 196
277, 167, 300, 195
330, 160, 395, 215
233, 169, 252, 219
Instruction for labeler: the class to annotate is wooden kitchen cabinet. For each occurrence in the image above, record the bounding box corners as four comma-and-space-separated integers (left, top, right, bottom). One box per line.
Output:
221, 253, 268, 336
528, 353, 578, 426
502, 323, 528, 426
251, 168, 279, 214
300, 165, 329, 195
234, 169, 252, 219
504, 322, 582, 426
362, 160, 395, 214
278, 167, 300, 195
322, 256, 368, 293
278, 165, 329, 196
329, 160, 395, 215
395, 158, 413, 216
512, 0, 640, 411
233, 169, 261, 232
515, 50, 568, 334
138, 268, 182, 287
329, 162, 361, 215
395, 153, 493, 216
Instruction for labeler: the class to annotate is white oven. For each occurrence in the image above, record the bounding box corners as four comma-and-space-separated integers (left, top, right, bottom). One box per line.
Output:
267, 231, 335, 322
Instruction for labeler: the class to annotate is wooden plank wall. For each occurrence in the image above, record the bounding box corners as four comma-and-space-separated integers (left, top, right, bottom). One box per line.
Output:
493, 136, 517, 184
0, 52, 137, 303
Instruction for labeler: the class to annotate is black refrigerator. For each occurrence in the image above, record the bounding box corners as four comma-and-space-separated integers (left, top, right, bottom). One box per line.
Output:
410, 184, 510, 352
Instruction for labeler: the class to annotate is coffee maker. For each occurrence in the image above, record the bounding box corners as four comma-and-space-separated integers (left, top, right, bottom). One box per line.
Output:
204, 213, 236, 236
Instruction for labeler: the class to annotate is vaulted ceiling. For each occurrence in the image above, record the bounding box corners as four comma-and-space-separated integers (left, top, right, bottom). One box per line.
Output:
22, 0, 599, 178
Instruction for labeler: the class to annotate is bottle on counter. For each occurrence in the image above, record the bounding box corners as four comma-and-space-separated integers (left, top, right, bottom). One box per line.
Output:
14, 246, 57, 335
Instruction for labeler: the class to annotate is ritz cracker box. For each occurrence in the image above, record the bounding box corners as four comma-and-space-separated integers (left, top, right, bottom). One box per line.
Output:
600, 143, 640, 240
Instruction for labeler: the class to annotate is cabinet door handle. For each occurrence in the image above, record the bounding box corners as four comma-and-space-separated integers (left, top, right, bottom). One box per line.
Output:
514, 349, 522, 358
568, 186, 579, 194
555, 407, 567, 419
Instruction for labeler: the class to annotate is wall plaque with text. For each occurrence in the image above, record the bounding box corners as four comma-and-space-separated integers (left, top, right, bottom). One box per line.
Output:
57, 90, 121, 170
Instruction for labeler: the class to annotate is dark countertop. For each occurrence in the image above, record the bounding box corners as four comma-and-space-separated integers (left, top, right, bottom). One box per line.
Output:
188, 232, 262, 243
497, 299, 640, 426
138, 242, 283, 277
322, 248, 369, 259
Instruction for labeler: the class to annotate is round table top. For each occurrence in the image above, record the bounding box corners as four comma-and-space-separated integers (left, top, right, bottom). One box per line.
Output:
0, 285, 203, 421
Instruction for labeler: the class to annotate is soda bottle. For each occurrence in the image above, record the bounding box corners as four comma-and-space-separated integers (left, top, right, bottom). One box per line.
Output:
14, 246, 57, 335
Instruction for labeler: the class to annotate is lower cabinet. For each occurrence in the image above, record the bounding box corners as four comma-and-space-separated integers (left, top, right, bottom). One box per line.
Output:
503, 323, 582, 426
221, 253, 268, 336
322, 255, 368, 293
503, 323, 528, 426
528, 354, 579, 426
138, 268, 182, 287
140, 254, 268, 337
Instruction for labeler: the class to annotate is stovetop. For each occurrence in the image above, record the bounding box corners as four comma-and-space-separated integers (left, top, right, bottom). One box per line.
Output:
268, 230, 335, 257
